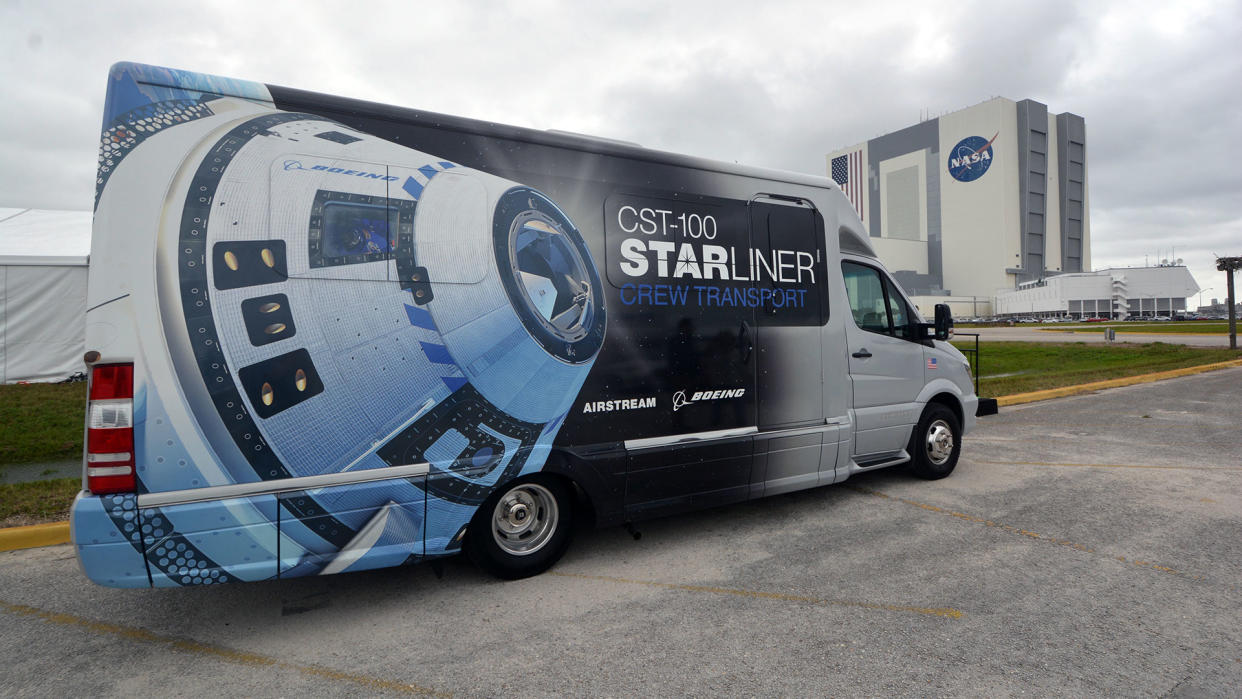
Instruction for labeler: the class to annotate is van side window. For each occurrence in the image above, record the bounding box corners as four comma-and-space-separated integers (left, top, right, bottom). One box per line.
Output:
841, 261, 890, 334
884, 278, 910, 336
842, 261, 917, 339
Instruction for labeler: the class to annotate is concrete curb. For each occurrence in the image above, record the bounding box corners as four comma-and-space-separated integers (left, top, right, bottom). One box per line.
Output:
0, 522, 70, 552
997, 359, 1242, 407
1035, 329, 1224, 338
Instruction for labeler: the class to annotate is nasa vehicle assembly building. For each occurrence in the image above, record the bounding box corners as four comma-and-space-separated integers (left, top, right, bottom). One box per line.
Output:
828, 96, 1091, 317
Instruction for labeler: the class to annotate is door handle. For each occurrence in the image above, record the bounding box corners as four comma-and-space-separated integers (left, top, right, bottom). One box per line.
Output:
852, 349, 872, 359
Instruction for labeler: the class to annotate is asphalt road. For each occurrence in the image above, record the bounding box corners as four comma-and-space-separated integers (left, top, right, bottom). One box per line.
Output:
966, 325, 1236, 347
2, 368, 1240, 697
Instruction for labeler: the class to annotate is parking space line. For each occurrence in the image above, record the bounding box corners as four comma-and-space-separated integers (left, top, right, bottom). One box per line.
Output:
972, 459, 1242, 473
548, 571, 964, 619
0, 600, 450, 697
974, 423, 1207, 430
845, 487, 1206, 582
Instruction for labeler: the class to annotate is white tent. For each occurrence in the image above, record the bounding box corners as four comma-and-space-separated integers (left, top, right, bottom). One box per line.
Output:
0, 208, 92, 383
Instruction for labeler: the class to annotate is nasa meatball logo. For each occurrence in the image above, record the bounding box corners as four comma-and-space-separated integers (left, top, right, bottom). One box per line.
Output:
947, 133, 998, 182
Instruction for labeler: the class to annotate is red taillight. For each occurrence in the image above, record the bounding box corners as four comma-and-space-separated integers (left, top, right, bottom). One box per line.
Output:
89, 364, 133, 400
86, 363, 135, 495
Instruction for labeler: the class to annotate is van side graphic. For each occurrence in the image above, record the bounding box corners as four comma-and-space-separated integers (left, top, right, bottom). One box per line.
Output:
73, 62, 982, 587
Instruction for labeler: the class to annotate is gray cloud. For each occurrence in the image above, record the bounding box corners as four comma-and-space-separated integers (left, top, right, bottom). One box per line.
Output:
1, 0, 1239, 295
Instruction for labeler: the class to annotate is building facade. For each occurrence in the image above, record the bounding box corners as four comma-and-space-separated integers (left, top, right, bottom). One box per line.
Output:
993, 265, 1199, 319
828, 97, 1089, 313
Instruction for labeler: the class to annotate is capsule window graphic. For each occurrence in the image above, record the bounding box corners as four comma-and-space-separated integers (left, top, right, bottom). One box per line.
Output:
241, 294, 295, 347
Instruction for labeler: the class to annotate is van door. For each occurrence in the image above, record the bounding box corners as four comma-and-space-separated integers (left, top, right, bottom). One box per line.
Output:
749, 199, 827, 496
841, 260, 925, 459
606, 192, 758, 517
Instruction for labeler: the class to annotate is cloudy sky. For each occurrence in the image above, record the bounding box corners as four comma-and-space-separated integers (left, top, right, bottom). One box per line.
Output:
2, 0, 1239, 303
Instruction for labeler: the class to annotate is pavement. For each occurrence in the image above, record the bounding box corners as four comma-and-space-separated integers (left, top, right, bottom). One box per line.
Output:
965, 324, 1237, 347
1, 367, 1240, 696
0, 459, 79, 485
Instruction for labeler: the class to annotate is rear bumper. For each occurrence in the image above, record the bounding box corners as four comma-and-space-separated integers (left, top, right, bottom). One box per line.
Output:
71, 467, 438, 588
70, 491, 150, 588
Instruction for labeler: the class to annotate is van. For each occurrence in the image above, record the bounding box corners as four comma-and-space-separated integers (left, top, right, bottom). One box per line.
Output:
73, 63, 993, 588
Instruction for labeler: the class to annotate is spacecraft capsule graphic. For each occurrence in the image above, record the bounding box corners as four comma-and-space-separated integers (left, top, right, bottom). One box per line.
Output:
148, 97, 604, 530
168, 101, 604, 490
89, 84, 608, 583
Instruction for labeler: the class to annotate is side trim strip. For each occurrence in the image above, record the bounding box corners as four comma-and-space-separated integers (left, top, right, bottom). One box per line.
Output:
135, 463, 431, 508
755, 421, 845, 441
624, 426, 758, 452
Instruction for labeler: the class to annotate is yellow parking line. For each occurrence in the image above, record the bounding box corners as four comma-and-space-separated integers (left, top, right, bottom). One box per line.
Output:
0, 522, 70, 552
973, 422, 1204, 430
549, 571, 964, 619
0, 601, 449, 697
997, 359, 1242, 407
846, 486, 1205, 582
973, 459, 1242, 473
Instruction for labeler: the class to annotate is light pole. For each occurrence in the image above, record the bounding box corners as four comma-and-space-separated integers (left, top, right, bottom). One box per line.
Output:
1198, 287, 1212, 311
1217, 257, 1241, 350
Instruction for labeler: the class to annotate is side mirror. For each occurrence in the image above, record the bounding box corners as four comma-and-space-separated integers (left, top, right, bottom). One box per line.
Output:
934, 303, 953, 341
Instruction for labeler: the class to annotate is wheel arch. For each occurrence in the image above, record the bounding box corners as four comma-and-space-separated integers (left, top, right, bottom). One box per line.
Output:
537, 449, 605, 528
925, 391, 964, 428
916, 377, 965, 426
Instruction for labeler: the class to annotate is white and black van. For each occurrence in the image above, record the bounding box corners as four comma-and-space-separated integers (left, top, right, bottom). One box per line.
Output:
73, 63, 990, 588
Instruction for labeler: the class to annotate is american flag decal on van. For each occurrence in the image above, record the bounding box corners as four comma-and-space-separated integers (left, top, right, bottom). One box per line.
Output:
927, 357, 938, 369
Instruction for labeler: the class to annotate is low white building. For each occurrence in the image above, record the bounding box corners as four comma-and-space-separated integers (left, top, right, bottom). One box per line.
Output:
0, 208, 91, 382
993, 265, 1199, 319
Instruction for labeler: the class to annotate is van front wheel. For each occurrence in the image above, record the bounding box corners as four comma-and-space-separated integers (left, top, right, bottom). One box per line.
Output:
908, 403, 961, 480
466, 476, 573, 579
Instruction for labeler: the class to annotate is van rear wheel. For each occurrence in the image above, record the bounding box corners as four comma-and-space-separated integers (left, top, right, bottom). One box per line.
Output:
466, 476, 573, 580
908, 403, 961, 480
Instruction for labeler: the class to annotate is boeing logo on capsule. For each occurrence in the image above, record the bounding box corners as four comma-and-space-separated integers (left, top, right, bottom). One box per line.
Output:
282, 159, 398, 181
947, 133, 998, 183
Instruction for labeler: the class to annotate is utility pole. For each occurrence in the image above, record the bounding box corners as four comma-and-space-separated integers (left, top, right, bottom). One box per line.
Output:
1218, 257, 1242, 350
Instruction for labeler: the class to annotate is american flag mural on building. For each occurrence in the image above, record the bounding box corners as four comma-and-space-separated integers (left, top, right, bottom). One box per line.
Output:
831, 150, 864, 221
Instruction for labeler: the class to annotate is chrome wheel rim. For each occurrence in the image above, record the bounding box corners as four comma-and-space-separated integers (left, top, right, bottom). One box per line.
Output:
491, 483, 558, 556
925, 419, 955, 465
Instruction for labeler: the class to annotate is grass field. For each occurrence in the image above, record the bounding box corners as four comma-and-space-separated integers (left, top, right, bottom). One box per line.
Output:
0, 478, 80, 527
954, 341, 1239, 397
1039, 323, 1233, 334
0, 382, 86, 465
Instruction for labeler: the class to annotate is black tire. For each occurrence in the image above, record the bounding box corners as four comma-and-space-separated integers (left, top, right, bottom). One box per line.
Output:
465, 475, 574, 580
907, 402, 962, 480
